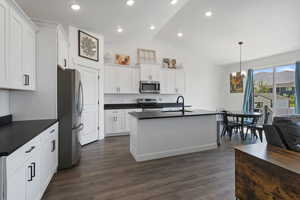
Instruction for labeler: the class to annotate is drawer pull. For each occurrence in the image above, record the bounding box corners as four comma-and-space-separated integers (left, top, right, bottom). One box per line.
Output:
51, 140, 56, 152
28, 165, 33, 182
25, 146, 35, 153
50, 129, 55, 133
31, 162, 36, 178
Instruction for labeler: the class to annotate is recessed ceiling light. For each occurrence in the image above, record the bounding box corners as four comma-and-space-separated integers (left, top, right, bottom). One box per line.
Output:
117, 27, 123, 33
170, 0, 178, 5
126, 0, 135, 6
71, 3, 80, 11
150, 25, 156, 30
205, 11, 213, 17
177, 32, 183, 37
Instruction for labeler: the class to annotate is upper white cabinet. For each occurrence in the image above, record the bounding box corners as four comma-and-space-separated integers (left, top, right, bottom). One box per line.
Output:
22, 22, 36, 90
140, 64, 160, 82
57, 25, 68, 68
9, 9, 23, 89
160, 69, 176, 94
160, 68, 185, 94
104, 65, 140, 94
0, 0, 9, 88
0, 0, 37, 90
175, 69, 185, 94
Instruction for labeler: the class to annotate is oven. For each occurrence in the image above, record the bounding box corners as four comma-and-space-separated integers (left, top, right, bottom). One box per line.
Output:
139, 81, 160, 94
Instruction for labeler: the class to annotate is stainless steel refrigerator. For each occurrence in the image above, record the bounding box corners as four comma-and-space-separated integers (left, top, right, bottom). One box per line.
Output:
57, 67, 83, 170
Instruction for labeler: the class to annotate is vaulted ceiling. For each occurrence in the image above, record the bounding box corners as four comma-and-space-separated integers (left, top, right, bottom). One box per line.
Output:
16, 0, 300, 65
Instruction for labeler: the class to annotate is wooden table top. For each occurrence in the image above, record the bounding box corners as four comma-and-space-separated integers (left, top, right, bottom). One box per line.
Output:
235, 143, 300, 175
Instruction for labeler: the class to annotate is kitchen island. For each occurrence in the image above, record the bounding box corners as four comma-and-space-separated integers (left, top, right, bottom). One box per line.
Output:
129, 110, 219, 162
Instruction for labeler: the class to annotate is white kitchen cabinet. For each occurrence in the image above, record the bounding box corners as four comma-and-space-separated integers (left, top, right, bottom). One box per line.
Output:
22, 22, 36, 90
9, 9, 23, 89
175, 69, 185, 94
6, 165, 26, 200
0, 0, 9, 88
0, 0, 37, 90
104, 66, 117, 93
140, 64, 160, 82
5, 123, 58, 200
160, 69, 176, 94
104, 66, 140, 94
160, 69, 185, 94
40, 124, 58, 194
104, 110, 126, 136
57, 25, 68, 68
105, 109, 141, 136
25, 143, 40, 200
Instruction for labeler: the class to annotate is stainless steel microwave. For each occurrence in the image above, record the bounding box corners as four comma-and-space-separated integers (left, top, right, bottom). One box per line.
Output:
139, 81, 160, 94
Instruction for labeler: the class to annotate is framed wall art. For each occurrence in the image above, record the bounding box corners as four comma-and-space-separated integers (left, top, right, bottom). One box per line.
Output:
78, 30, 99, 62
230, 72, 244, 93
115, 54, 131, 65
137, 49, 156, 64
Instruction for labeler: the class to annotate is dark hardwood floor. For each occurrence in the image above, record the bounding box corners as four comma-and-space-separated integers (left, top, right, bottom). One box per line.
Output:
43, 134, 261, 200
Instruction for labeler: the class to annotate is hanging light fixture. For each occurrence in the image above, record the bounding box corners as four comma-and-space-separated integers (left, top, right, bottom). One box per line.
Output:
231, 41, 247, 78
239, 41, 247, 77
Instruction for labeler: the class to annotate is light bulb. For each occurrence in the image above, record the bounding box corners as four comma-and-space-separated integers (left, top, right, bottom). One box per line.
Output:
126, 0, 135, 6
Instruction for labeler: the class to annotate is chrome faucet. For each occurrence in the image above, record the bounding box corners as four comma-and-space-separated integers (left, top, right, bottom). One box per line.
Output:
176, 96, 185, 113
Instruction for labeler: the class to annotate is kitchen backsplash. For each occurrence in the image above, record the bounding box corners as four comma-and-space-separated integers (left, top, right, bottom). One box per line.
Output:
104, 94, 179, 104
0, 90, 10, 117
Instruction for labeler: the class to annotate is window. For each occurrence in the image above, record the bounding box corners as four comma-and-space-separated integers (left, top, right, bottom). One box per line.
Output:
253, 64, 296, 115
254, 68, 274, 110
275, 65, 295, 115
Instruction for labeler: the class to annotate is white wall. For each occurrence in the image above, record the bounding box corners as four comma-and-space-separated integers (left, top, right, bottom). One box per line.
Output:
219, 50, 300, 111
0, 90, 10, 116
10, 23, 58, 121
105, 37, 221, 110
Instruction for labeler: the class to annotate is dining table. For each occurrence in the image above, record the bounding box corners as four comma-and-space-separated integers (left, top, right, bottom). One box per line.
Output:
225, 111, 263, 140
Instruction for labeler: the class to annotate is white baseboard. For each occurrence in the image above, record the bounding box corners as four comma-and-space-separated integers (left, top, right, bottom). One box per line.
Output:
105, 132, 129, 137
131, 143, 217, 162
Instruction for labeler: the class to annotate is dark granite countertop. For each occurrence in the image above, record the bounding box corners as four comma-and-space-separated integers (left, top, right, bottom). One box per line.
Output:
104, 103, 192, 110
129, 109, 219, 120
0, 119, 58, 156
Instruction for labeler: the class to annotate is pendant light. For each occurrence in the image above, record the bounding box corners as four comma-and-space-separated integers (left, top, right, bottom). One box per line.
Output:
238, 41, 247, 77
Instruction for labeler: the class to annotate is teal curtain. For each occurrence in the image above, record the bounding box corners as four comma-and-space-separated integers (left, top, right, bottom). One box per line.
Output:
295, 62, 300, 114
243, 69, 254, 113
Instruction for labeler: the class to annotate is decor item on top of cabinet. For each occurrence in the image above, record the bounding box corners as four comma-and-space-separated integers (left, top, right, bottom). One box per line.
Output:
170, 59, 177, 69
230, 72, 244, 93
137, 48, 156, 64
115, 54, 131, 65
162, 58, 170, 68
78, 30, 99, 62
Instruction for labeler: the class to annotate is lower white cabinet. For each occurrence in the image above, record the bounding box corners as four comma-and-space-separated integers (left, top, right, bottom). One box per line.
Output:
104, 109, 141, 136
5, 122, 58, 200
104, 110, 126, 136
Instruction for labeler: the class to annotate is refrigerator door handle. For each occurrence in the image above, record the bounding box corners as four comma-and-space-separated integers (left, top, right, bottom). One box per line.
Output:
79, 81, 84, 115
73, 123, 84, 131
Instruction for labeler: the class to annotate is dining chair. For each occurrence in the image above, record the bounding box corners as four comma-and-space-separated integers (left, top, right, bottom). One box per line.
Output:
221, 111, 241, 140
246, 106, 271, 142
